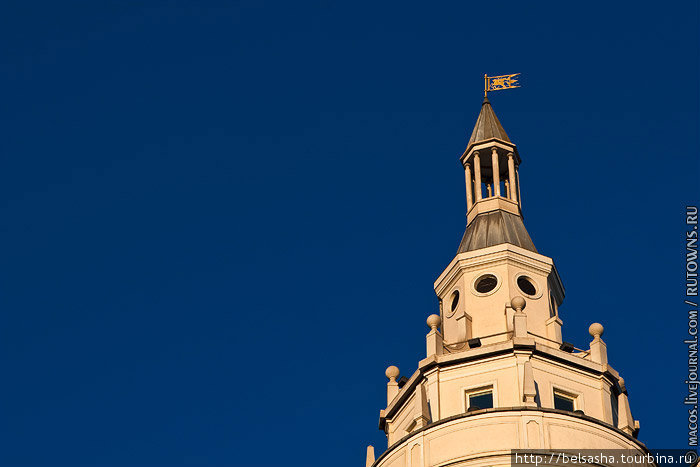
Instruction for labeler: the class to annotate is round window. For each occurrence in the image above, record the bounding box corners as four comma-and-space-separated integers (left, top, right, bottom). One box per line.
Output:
450, 290, 460, 312
475, 274, 498, 294
517, 276, 537, 296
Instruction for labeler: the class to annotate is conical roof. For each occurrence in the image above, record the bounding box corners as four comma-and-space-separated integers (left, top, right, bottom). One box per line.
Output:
458, 210, 537, 254
467, 96, 510, 146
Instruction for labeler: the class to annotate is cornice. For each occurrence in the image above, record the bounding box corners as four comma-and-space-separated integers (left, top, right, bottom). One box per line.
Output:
466, 197, 522, 225
373, 407, 648, 467
379, 339, 620, 427
434, 244, 556, 296
460, 138, 520, 166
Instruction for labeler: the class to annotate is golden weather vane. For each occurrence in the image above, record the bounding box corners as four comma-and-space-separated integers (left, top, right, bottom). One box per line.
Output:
484, 73, 521, 97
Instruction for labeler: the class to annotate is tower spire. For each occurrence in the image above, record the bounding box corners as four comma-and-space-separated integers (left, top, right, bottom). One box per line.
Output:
458, 98, 534, 253
467, 96, 510, 148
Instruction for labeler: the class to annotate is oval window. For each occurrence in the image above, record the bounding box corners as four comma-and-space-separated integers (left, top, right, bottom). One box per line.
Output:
517, 276, 537, 296
475, 274, 498, 294
450, 290, 460, 312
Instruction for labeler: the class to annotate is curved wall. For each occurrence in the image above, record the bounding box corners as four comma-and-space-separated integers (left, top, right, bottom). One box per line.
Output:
375, 409, 646, 467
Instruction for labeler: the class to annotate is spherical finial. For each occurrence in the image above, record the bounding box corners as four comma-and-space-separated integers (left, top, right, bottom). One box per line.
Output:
511, 296, 526, 311
385, 365, 400, 381
589, 322, 604, 338
426, 314, 441, 330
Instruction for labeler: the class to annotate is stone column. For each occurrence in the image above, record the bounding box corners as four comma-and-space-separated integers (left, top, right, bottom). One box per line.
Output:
491, 147, 501, 197
507, 152, 517, 202
465, 163, 473, 211
473, 152, 482, 201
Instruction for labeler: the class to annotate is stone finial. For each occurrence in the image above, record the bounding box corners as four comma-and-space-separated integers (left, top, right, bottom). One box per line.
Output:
511, 296, 526, 312
426, 314, 441, 330
385, 366, 400, 406
588, 323, 608, 366
589, 322, 604, 339
511, 296, 528, 338
426, 314, 443, 358
366, 445, 375, 467
385, 365, 400, 381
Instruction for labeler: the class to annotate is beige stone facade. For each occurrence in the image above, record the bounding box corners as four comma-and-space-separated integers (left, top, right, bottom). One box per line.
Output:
364, 98, 645, 467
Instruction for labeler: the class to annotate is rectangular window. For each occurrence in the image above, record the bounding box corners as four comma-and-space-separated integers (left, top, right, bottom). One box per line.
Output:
553, 391, 575, 411
467, 388, 494, 410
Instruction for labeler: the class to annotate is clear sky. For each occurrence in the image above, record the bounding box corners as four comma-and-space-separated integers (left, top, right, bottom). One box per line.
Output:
1, 1, 698, 466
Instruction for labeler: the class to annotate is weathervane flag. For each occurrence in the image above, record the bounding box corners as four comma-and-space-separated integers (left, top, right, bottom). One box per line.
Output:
484, 73, 520, 96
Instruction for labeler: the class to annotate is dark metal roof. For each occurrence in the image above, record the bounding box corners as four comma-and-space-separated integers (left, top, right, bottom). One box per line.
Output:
467, 96, 510, 146
458, 210, 537, 254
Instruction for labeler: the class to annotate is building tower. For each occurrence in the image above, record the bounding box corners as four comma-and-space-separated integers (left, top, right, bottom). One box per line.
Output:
364, 97, 645, 467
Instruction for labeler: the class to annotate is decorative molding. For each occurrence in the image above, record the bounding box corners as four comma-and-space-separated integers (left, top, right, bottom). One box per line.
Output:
435, 245, 556, 297
373, 407, 649, 467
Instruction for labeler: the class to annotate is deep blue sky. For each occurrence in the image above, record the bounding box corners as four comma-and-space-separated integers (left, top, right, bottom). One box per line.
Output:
1, 1, 698, 466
